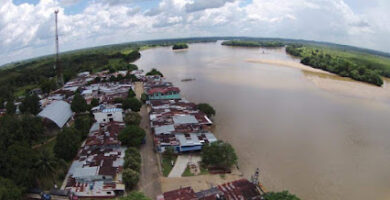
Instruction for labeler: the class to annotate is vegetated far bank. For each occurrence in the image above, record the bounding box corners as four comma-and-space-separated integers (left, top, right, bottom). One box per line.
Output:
286, 44, 390, 86
222, 40, 284, 48
172, 43, 189, 50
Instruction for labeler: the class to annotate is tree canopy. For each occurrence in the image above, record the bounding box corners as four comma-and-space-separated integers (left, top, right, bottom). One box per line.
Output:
196, 103, 216, 118
145, 68, 164, 77
19, 93, 40, 115
5, 99, 16, 114
118, 125, 145, 147
172, 43, 189, 50
0, 177, 23, 200
71, 93, 87, 113
264, 191, 301, 200
201, 141, 237, 169
122, 168, 140, 190
128, 88, 136, 98
54, 127, 81, 161
122, 97, 142, 112
74, 115, 93, 139
124, 112, 142, 126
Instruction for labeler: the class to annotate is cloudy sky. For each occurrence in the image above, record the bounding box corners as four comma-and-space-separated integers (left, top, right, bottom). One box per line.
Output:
1, 0, 390, 65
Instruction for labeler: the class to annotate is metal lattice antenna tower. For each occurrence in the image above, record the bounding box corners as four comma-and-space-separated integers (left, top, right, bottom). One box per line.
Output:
54, 10, 63, 86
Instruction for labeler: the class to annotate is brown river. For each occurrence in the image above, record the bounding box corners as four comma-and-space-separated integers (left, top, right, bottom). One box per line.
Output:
134, 42, 390, 200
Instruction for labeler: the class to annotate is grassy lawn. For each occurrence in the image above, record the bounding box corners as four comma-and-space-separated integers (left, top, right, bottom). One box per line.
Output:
161, 154, 177, 177
14, 84, 38, 97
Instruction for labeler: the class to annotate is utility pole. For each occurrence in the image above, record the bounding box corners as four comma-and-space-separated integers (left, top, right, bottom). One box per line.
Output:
54, 10, 63, 86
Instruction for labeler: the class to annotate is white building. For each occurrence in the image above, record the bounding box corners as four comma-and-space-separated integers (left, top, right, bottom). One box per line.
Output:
93, 108, 124, 123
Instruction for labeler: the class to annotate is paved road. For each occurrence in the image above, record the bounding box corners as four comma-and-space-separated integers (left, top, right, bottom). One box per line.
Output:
168, 155, 201, 177
136, 82, 162, 199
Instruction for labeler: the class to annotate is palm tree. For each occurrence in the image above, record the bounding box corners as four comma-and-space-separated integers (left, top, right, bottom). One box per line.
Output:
34, 149, 64, 187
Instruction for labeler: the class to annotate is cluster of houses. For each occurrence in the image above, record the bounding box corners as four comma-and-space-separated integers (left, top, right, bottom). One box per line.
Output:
144, 75, 218, 153
32, 70, 143, 198
157, 179, 263, 200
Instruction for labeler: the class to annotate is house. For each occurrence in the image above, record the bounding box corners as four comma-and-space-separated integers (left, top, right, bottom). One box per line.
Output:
147, 87, 181, 100
157, 179, 263, 200
93, 108, 124, 123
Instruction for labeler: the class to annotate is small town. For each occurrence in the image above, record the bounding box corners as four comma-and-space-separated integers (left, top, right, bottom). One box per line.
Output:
0, 65, 265, 200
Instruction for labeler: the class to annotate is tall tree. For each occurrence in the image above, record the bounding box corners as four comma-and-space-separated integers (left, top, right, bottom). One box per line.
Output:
20, 93, 41, 115
122, 168, 139, 190
201, 141, 237, 169
20, 115, 44, 143
118, 125, 145, 147
122, 97, 142, 112
54, 128, 81, 161
71, 93, 87, 113
5, 99, 16, 115
196, 103, 216, 118
34, 149, 64, 187
124, 112, 141, 126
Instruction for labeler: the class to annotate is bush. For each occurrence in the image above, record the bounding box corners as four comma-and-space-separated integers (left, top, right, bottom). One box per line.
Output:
197, 103, 216, 117
54, 127, 81, 161
264, 191, 301, 200
118, 125, 146, 147
122, 168, 139, 190
141, 93, 148, 103
118, 191, 151, 200
201, 141, 237, 169
90, 98, 99, 107
124, 112, 141, 126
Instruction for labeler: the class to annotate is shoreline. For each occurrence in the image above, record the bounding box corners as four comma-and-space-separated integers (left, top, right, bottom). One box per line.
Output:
246, 58, 390, 102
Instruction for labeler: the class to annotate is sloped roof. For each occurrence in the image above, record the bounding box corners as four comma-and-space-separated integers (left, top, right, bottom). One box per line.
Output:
38, 100, 72, 128
173, 115, 198, 124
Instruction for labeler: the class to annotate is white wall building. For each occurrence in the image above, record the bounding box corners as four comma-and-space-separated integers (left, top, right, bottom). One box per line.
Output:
93, 108, 124, 123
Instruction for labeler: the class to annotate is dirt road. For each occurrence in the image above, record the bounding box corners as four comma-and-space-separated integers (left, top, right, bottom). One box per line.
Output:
135, 82, 162, 199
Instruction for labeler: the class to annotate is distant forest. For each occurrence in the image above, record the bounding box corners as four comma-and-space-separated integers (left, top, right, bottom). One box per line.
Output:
1, 36, 390, 103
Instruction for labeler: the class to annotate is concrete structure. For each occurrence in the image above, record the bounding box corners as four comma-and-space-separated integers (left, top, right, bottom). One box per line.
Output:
94, 108, 124, 123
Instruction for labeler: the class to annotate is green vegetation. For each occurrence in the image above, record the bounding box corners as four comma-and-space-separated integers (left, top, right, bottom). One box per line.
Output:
196, 103, 216, 118
54, 127, 82, 161
122, 97, 142, 112
128, 88, 136, 98
201, 141, 237, 169
71, 92, 88, 113
19, 93, 40, 115
122, 168, 140, 190
74, 115, 93, 139
0, 177, 23, 200
117, 191, 151, 200
162, 154, 177, 177
118, 125, 146, 147
286, 44, 389, 86
5, 99, 16, 114
222, 40, 284, 48
124, 112, 142, 126
172, 43, 189, 50
264, 191, 301, 200
124, 147, 141, 172
145, 68, 164, 77
182, 164, 208, 177
141, 93, 148, 103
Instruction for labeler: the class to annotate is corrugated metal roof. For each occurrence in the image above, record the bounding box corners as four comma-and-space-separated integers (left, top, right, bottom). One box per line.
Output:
155, 124, 175, 135
173, 115, 198, 124
38, 100, 72, 128
102, 108, 122, 113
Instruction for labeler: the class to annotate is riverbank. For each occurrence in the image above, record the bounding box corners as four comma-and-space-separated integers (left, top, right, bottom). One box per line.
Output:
246, 58, 390, 102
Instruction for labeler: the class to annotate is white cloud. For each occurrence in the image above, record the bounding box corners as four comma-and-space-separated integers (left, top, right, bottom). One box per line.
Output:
0, 0, 390, 65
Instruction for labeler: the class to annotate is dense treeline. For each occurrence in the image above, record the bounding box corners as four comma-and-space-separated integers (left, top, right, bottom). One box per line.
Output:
286, 45, 384, 86
222, 40, 284, 48
0, 114, 56, 199
172, 43, 189, 50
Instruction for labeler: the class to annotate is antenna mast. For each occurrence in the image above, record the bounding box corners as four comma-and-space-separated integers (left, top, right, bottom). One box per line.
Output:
54, 10, 63, 86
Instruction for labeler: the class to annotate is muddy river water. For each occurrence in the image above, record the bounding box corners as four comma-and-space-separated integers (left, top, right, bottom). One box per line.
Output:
135, 42, 390, 200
